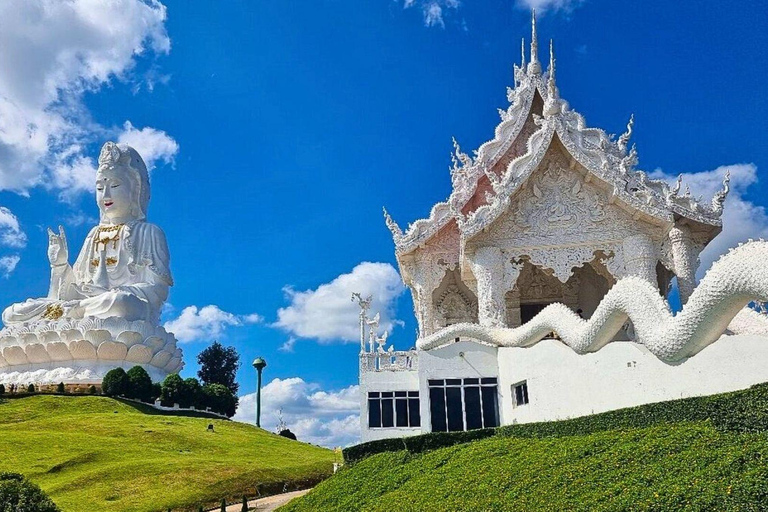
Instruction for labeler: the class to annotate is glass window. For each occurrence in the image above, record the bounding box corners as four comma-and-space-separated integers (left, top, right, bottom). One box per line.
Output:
395, 396, 409, 427
428, 378, 499, 432
464, 385, 483, 430
368, 395, 381, 428
381, 395, 394, 427
429, 387, 447, 432
513, 381, 529, 407
368, 391, 420, 428
446, 386, 464, 431
481, 386, 499, 427
409, 396, 421, 427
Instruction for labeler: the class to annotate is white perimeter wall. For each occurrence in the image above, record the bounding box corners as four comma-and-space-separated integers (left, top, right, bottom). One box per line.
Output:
359, 334, 768, 442
498, 334, 768, 424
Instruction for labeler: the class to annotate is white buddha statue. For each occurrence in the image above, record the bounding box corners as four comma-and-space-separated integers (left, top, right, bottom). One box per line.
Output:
2, 141, 173, 327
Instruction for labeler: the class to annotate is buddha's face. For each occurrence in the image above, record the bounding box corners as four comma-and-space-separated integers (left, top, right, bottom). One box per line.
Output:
96, 167, 135, 223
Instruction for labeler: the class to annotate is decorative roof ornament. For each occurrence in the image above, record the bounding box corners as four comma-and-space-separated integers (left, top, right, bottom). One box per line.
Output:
383, 207, 404, 240
617, 114, 634, 153
547, 39, 556, 88
543, 39, 561, 117
521, 37, 526, 70
711, 170, 731, 215
528, 10, 541, 74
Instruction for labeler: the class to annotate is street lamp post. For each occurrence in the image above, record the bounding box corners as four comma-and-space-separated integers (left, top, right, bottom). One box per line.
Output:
252, 357, 267, 428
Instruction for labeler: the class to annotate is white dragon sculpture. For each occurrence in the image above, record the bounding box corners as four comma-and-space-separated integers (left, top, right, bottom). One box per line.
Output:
417, 240, 768, 363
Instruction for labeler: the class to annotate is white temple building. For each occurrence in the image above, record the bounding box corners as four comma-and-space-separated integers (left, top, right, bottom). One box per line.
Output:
358, 14, 768, 443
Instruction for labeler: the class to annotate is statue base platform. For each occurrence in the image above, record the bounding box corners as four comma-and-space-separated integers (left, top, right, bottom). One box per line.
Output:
0, 316, 183, 385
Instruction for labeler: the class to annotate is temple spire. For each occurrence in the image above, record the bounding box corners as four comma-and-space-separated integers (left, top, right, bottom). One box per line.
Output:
521, 37, 526, 69
548, 39, 556, 87
528, 10, 541, 74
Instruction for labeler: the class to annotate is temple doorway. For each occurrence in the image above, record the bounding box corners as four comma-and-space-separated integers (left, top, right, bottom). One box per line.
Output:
520, 303, 551, 324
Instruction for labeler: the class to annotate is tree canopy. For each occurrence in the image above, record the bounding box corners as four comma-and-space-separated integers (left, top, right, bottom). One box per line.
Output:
197, 341, 240, 395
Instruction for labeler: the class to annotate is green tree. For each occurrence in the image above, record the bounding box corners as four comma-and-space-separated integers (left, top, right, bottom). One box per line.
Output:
56, 382, 65, 394
27, 384, 35, 393
0, 472, 60, 511
203, 383, 238, 417
102, 368, 128, 397
220, 498, 227, 511
197, 341, 241, 395
182, 378, 203, 409
151, 382, 162, 402
241, 495, 248, 512
88, 385, 97, 395
160, 373, 185, 406
126, 366, 153, 402
0, 384, 5, 395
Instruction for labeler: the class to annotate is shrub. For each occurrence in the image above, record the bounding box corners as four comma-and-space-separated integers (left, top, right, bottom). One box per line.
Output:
102, 368, 129, 397
0, 472, 60, 511
56, 382, 65, 394
126, 366, 153, 402
27, 384, 35, 393
203, 383, 238, 417
88, 385, 97, 395
0, 384, 5, 395
160, 373, 185, 406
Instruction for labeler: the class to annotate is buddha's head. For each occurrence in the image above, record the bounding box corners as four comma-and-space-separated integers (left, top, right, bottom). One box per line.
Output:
95, 142, 150, 224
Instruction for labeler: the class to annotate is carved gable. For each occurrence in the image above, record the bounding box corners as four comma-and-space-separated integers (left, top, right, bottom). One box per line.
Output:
476, 149, 643, 249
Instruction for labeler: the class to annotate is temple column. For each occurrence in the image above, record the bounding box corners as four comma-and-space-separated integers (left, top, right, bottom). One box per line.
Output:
467, 247, 522, 327
622, 234, 657, 288
669, 225, 699, 304
403, 260, 446, 337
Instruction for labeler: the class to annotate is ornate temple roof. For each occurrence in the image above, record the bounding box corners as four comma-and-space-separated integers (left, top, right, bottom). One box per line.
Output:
384, 12, 729, 258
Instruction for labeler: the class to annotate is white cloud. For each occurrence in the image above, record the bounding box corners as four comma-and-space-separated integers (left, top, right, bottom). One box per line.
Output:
0, 207, 27, 249
401, 0, 461, 28
0, 207, 26, 277
0, 255, 20, 278
163, 305, 262, 343
278, 337, 297, 353
234, 377, 360, 448
649, 163, 768, 277
515, 0, 584, 12
117, 121, 179, 170
273, 262, 405, 343
0, 0, 175, 196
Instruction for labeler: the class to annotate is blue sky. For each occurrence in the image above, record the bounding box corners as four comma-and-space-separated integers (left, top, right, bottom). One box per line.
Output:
0, 0, 766, 446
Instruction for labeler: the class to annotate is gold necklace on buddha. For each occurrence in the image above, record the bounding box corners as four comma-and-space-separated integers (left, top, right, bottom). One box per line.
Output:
91, 224, 124, 267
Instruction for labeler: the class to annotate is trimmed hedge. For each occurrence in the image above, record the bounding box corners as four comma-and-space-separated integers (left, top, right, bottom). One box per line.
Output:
344, 382, 768, 463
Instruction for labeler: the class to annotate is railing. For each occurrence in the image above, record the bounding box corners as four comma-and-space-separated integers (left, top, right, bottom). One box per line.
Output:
359, 350, 418, 373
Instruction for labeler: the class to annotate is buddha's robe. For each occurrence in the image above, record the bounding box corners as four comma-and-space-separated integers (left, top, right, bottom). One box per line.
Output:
2, 221, 172, 326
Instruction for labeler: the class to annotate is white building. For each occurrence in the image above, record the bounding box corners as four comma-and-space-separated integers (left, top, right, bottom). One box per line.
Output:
358, 14, 768, 444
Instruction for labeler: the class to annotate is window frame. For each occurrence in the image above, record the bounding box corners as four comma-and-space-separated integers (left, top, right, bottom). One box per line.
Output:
512, 380, 530, 407
427, 377, 499, 432
367, 390, 420, 429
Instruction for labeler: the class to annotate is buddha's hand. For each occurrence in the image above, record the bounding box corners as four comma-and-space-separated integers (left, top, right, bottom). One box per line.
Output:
47, 225, 68, 268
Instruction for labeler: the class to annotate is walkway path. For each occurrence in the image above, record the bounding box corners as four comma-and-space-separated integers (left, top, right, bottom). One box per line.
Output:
219, 489, 311, 511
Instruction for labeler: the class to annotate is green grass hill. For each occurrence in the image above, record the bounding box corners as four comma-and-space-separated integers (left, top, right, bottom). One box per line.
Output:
0, 395, 334, 512
282, 384, 768, 512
